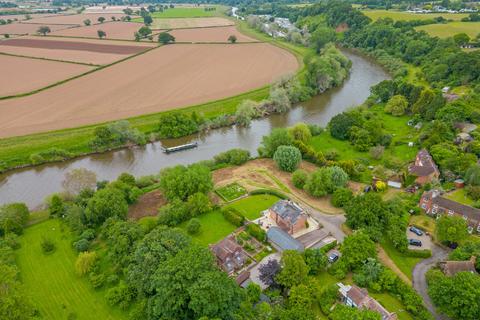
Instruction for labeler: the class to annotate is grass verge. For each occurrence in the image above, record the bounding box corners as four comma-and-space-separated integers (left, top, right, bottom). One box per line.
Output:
380, 239, 422, 280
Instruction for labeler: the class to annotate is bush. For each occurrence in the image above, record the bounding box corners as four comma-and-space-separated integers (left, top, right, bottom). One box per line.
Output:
186, 218, 201, 235
273, 146, 302, 172
246, 223, 266, 242
75, 251, 97, 276
304, 166, 349, 197
90, 121, 146, 150
0, 202, 30, 236
73, 238, 90, 252
249, 189, 288, 199
157, 112, 198, 138
292, 169, 309, 189
41, 237, 56, 254
29, 148, 72, 165
214, 149, 250, 166
89, 272, 105, 289
135, 175, 156, 189
293, 140, 326, 165
331, 188, 353, 208
405, 249, 432, 258
222, 208, 245, 227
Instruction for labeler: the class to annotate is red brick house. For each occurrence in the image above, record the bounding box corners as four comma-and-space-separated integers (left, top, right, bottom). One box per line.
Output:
408, 149, 440, 185
419, 190, 480, 234
269, 200, 307, 235
210, 236, 247, 275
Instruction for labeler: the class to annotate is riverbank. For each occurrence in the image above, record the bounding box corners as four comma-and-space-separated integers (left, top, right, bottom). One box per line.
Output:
0, 19, 309, 174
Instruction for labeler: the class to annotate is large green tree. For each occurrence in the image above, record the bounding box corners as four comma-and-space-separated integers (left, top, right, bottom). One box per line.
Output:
159, 164, 213, 201
436, 215, 469, 245
0, 203, 29, 236
340, 231, 377, 271
259, 128, 293, 157
0, 264, 34, 320
85, 188, 128, 225
273, 145, 302, 172
276, 250, 309, 288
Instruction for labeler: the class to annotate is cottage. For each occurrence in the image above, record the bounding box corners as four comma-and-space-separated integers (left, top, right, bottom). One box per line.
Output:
266, 226, 304, 252
269, 200, 308, 234
337, 283, 398, 320
210, 236, 248, 275
408, 149, 440, 185
439, 256, 478, 276
419, 190, 480, 233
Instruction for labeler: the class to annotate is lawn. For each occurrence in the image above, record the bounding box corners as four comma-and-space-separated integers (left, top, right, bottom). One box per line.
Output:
444, 188, 475, 206
370, 292, 414, 320
416, 21, 480, 38
16, 219, 126, 320
215, 183, 247, 201
380, 239, 422, 280
362, 10, 469, 21
410, 214, 436, 234
180, 209, 237, 246
226, 194, 281, 220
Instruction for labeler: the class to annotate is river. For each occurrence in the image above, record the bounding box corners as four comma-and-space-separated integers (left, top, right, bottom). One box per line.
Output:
0, 50, 389, 209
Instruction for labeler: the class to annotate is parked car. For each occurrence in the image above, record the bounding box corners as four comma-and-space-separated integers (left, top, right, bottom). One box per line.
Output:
409, 239, 422, 247
409, 226, 423, 236
328, 252, 339, 263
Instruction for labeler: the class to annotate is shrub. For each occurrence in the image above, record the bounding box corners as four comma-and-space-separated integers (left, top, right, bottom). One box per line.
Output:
273, 145, 302, 172
385, 95, 408, 116
90, 121, 146, 150
89, 272, 105, 289
73, 238, 90, 252
249, 189, 287, 199
0, 202, 29, 236
135, 175, 156, 188
331, 187, 353, 208
288, 123, 312, 143
157, 112, 198, 138
304, 166, 349, 197
292, 169, 309, 189
214, 149, 250, 166
30, 148, 72, 165
370, 145, 385, 160
75, 251, 97, 276
41, 237, 56, 254
405, 249, 432, 258
186, 218, 201, 235
222, 208, 245, 227
235, 100, 259, 127
246, 223, 266, 242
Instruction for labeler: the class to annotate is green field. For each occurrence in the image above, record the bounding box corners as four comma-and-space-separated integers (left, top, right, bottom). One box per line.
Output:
149, 7, 220, 18
16, 219, 126, 320
444, 188, 475, 206
362, 10, 469, 21
225, 194, 280, 220
180, 210, 237, 246
380, 239, 422, 280
416, 21, 480, 38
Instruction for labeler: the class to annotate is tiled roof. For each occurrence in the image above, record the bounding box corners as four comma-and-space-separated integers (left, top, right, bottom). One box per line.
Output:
409, 149, 439, 177
267, 227, 304, 251
270, 200, 305, 225
440, 257, 478, 276
430, 193, 480, 223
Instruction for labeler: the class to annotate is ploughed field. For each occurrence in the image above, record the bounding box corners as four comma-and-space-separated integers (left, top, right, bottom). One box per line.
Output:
21, 13, 131, 25
145, 17, 234, 29
0, 36, 155, 65
0, 43, 298, 138
170, 25, 257, 43
0, 23, 74, 36
0, 55, 94, 97
50, 21, 146, 40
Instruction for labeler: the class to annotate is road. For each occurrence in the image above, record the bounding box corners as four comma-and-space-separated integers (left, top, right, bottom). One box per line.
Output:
307, 206, 346, 242
412, 243, 450, 320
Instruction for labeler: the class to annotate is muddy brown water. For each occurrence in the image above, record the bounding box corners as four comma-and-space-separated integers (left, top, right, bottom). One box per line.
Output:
0, 50, 390, 208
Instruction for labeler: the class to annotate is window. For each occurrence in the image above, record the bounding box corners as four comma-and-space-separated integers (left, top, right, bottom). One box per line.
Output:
421, 203, 427, 209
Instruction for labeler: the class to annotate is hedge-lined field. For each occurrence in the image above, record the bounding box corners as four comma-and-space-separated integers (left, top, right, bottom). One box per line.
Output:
362, 10, 468, 21
416, 21, 480, 38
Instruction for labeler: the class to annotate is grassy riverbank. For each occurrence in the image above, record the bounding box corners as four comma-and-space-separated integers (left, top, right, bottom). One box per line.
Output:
0, 20, 309, 173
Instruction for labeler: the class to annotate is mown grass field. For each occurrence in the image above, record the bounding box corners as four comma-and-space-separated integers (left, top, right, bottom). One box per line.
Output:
416, 21, 480, 38
148, 7, 221, 18
225, 194, 280, 220
362, 9, 469, 21
16, 219, 126, 320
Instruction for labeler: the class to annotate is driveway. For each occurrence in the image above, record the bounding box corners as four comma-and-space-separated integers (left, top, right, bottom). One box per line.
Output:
407, 228, 433, 251
306, 206, 346, 242
412, 243, 450, 320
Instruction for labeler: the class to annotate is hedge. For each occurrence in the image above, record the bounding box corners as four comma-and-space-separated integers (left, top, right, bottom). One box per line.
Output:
246, 223, 267, 242
405, 249, 432, 258
249, 189, 288, 199
221, 207, 245, 227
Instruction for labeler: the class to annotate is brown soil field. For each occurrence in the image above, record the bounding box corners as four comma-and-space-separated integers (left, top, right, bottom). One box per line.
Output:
128, 190, 166, 219
0, 13, 55, 21
0, 55, 93, 97
170, 25, 257, 43
84, 5, 143, 14
51, 21, 145, 40
24, 13, 128, 25
0, 36, 155, 64
0, 23, 74, 35
149, 17, 234, 29
0, 43, 298, 138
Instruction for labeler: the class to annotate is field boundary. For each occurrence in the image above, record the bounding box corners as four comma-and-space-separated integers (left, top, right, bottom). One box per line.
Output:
0, 51, 101, 66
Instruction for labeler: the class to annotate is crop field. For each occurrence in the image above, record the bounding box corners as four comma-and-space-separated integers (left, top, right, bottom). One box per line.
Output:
147, 7, 221, 18
23, 13, 130, 25
362, 10, 469, 21
50, 21, 145, 40
16, 219, 127, 320
0, 54, 94, 96
0, 13, 55, 21
142, 17, 233, 29
170, 25, 257, 43
0, 22, 73, 36
416, 21, 480, 38
0, 42, 298, 138
0, 37, 154, 64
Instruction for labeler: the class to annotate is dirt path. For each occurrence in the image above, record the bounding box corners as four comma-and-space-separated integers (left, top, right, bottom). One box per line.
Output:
377, 246, 412, 285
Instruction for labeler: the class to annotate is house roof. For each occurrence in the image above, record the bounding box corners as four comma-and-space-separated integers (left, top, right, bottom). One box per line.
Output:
439, 256, 478, 276
267, 226, 304, 252
409, 149, 439, 177
211, 236, 243, 263
270, 200, 305, 225
339, 284, 397, 320
424, 191, 480, 223
347, 285, 369, 306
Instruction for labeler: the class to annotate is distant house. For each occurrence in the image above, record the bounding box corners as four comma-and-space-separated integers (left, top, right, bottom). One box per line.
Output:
408, 149, 440, 185
267, 226, 304, 252
419, 190, 480, 233
439, 256, 478, 276
269, 200, 307, 234
210, 236, 247, 275
337, 283, 398, 320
